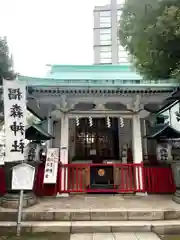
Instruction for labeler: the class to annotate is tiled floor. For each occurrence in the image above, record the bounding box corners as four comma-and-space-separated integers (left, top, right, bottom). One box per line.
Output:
70, 232, 161, 240
21, 194, 178, 212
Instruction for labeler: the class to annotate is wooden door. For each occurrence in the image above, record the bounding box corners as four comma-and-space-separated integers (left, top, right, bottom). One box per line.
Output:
74, 118, 119, 160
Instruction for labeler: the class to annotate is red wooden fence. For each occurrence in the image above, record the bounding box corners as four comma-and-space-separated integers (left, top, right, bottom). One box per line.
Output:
57, 163, 145, 193
144, 167, 176, 193
0, 167, 6, 195
0, 163, 176, 196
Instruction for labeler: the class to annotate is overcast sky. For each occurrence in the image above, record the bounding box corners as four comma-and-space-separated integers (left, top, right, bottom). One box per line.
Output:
0, 0, 111, 76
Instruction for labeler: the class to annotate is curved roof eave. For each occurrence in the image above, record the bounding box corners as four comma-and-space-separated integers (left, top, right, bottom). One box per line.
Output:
144, 123, 180, 139
18, 75, 178, 88
47, 64, 134, 73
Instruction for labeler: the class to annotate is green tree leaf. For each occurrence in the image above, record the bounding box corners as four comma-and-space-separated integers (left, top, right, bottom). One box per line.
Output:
118, 0, 180, 80
0, 36, 15, 83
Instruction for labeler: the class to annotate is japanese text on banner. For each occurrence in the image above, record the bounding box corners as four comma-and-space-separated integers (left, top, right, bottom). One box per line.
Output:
43, 148, 59, 184
3, 80, 26, 162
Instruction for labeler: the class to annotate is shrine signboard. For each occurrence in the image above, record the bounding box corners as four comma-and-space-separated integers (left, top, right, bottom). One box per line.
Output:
3, 79, 26, 162
43, 148, 59, 184
12, 163, 35, 190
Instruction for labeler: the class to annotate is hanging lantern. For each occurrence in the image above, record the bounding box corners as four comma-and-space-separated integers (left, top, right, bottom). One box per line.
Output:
76, 117, 80, 126
106, 116, 111, 128
119, 117, 124, 128
89, 116, 93, 127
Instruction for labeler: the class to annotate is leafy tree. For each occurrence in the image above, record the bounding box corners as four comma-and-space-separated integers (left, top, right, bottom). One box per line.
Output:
118, 0, 180, 80
0, 36, 15, 83
0, 37, 15, 123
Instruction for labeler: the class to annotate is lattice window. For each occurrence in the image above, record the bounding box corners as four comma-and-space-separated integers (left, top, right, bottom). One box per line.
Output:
75, 118, 119, 160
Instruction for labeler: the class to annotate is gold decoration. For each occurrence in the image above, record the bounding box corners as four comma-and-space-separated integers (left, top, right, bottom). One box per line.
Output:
98, 169, 105, 176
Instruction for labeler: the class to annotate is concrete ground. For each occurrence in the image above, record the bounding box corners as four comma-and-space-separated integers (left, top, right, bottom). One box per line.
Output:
0, 233, 70, 240
0, 232, 161, 240
161, 236, 180, 240
22, 194, 179, 212
70, 232, 161, 239
1, 233, 180, 240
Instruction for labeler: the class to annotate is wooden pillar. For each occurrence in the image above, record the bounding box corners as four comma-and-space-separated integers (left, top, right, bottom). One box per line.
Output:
132, 114, 145, 193
58, 114, 69, 196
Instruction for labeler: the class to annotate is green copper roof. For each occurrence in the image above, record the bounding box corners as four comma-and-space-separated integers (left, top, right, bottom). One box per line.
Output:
18, 64, 178, 88
145, 123, 180, 139
49, 64, 134, 73
26, 123, 53, 141
46, 64, 141, 80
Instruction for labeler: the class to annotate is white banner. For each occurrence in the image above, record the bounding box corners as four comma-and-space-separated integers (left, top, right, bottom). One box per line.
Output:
43, 148, 59, 184
3, 79, 26, 162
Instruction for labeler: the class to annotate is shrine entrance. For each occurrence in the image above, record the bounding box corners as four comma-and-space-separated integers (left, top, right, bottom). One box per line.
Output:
72, 117, 120, 190
74, 117, 119, 161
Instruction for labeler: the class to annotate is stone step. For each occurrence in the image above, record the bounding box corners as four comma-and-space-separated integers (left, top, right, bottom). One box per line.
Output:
1, 220, 180, 234
1, 209, 180, 221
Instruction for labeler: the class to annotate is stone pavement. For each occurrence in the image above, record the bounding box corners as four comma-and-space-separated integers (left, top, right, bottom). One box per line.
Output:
0, 232, 161, 240
24, 194, 178, 211
0, 195, 179, 235
70, 232, 161, 240
0, 233, 70, 240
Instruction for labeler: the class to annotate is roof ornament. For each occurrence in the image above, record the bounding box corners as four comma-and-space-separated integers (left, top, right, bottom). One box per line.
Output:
126, 95, 144, 113
93, 101, 107, 111
55, 95, 75, 113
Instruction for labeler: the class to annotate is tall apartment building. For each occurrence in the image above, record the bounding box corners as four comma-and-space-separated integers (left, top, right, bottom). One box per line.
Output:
93, 0, 129, 64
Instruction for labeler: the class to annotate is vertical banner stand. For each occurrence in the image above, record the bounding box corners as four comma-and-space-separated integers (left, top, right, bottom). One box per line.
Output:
11, 162, 35, 237
3, 79, 36, 236
16, 189, 24, 236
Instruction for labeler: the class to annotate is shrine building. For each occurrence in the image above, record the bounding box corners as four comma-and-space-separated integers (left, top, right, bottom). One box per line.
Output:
11, 64, 179, 194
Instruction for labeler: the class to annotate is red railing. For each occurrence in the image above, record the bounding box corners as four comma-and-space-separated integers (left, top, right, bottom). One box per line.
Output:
144, 167, 176, 193
0, 167, 6, 195
0, 163, 176, 196
57, 163, 145, 193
